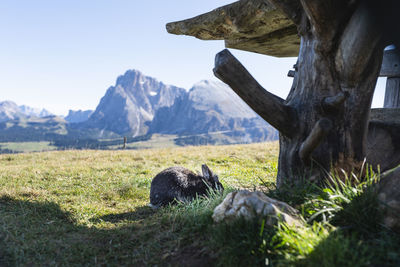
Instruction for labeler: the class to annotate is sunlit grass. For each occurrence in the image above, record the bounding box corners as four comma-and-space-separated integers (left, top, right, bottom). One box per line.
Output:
0, 141, 57, 153
0, 142, 278, 265
0, 142, 398, 266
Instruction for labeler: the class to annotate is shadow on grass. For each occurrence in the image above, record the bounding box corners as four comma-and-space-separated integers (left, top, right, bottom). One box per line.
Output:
0, 195, 195, 266
91, 206, 155, 224
2, 184, 399, 267
262, 179, 322, 208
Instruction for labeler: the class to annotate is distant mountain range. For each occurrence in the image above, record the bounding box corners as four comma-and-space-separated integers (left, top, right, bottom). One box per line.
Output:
0, 70, 278, 148
65, 110, 93, 123
149, 80, 277, 142
0, 101, 52, 123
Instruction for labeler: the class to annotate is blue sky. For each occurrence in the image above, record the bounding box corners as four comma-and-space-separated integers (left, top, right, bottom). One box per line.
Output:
0, 0, 386, 115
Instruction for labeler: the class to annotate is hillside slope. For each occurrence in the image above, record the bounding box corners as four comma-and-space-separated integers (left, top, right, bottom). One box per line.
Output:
150, 80, 278, 142
65, 109, 94, 123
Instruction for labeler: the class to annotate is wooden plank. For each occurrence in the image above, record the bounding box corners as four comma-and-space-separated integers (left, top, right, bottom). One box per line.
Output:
166, 0, 300, 57
370, 108, 400, 123
384, 78, 400, 108
380, 49, 400, 77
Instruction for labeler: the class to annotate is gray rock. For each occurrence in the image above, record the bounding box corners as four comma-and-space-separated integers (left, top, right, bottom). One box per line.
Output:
212, 190, 303, 227
378, 167, 400, 233
367, 108, 400, 172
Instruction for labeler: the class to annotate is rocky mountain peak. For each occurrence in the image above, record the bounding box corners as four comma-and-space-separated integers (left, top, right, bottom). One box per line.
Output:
188, 80, 256, 118
0, 101, 21, 123
19, 105, 52, 117
149, 79, 277, 142
85, 69, 186, 136
65, 109, 94, 123
0, 101, 19, 108
116, 70, 146, 88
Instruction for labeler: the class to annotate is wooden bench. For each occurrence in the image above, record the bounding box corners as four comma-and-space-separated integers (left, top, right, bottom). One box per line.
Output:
380, 48, 400, 107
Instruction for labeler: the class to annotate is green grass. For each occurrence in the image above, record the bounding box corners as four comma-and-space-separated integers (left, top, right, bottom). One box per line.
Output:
111, 134, 179, 150
0, 142, 399, 266
0, 141, 57, 153
0, 142, 278, 265
0, 132, 268, 152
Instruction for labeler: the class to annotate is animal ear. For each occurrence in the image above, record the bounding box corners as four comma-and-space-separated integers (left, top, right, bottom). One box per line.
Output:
201, 164, 213, 180
213, 174, 220, 183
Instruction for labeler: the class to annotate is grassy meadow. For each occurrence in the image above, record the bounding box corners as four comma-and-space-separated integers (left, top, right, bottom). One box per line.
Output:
0, 142, 57, 153
0, 141, 399, 266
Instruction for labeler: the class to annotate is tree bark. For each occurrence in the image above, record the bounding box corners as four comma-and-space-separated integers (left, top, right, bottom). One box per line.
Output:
215, 1, 386, 187
213, 49, 297, 138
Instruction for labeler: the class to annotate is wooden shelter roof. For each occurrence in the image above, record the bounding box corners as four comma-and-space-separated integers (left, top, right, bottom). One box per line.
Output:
166, 0, 300, 57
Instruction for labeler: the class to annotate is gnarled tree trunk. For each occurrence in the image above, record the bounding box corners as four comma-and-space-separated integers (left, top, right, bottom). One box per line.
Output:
214, 1, 386, 186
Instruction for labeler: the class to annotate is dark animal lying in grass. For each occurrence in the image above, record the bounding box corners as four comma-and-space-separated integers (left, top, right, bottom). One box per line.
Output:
150, 164, 223, 208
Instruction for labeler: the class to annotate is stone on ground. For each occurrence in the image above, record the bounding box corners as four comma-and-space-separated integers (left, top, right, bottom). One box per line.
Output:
212, 190, 303, 227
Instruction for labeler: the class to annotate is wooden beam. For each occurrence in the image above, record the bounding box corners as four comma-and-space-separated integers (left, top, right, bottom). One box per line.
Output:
370, 108, 400, 123
213, 49, 297, 138
225, 24, 300, 57
268, 0, 303, 25
380, 49, 400, 77
287, 70, 296, 77
166, 0, 300, 57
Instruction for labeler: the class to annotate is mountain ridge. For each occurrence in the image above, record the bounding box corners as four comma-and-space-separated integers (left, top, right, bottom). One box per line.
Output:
0, 69, 278, 147
0, 101, 53, 123
65, 110, 94, 123
149, 79, 277, 142
83, 69, 186, 136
